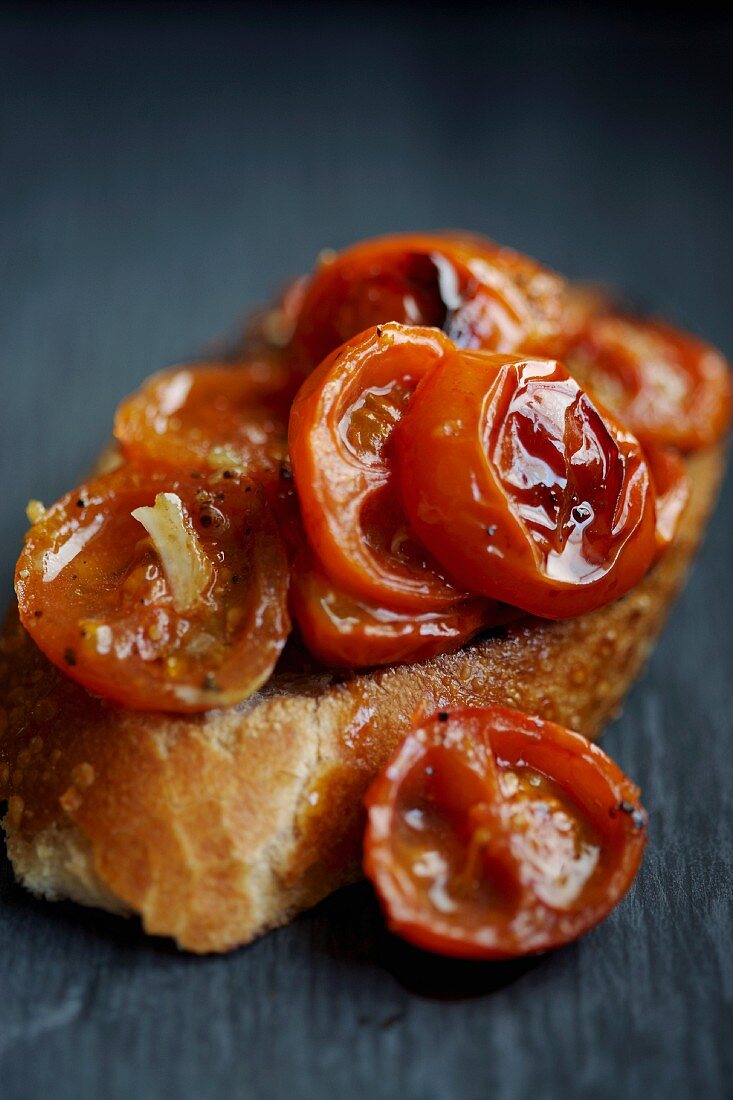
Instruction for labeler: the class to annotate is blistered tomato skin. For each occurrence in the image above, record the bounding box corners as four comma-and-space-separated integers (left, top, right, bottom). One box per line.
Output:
396, 352, 657, 619
15, 467, 291, 712
289, 232, 568, 373
364, 707, 647, 960
289, 322, 465, 613
290, 550, 515, 669
115, 359, 293, 484
567, 314, 732, 452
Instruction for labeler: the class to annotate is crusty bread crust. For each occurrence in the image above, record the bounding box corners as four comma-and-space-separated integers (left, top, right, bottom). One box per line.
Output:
0, 445, 725, 952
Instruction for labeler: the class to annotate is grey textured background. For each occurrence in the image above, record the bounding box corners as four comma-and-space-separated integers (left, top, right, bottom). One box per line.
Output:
1, 4, 731, 1098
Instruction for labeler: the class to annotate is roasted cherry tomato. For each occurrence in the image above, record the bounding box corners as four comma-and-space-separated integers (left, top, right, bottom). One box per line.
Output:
364, 706, 647, 959
558, 284, 614, 347
289, 322, 464, 612
290, 549, 514, 669
289, 232, 567, 372
397, 351, 657, 618
115, 359, 293, 484
644, 444, 690, 555
245, 274, 311, 353
265, 460, 306, 561
15, 466, 290, 712
566, 313, 732, 452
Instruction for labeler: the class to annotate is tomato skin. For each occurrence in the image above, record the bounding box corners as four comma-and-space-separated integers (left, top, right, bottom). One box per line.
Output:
290, 232, 567, 372
264, 461, 305, 562
15, 466, 290, 712
245, 274, 311, 355
364, 706, 647, 960
396, 351, 657, 619
290, 550, 515, 669
644, 444, 690, 556
114, 358, 293, 484
566, 313, 732, 452
289, 322, 465, 612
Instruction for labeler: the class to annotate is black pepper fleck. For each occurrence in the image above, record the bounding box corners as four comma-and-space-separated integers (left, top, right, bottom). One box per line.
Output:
437, 711, 449, 722
617, 800, 647, 830
63, 648, 76, 666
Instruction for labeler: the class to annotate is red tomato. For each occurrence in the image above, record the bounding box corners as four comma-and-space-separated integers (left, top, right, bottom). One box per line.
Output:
15, 466, 290, 712
558, 284, 615, 345
364, 706, 647, 959
289, 232, 567, 372
644, 444, 690, 555
245, 274, 311, 354
566, 313, 732, 452
114, 359, 293, 484
288, 322, 465, 612
397, 351, 657, 618
290, 550, 514, 669
264, 460, 305, 561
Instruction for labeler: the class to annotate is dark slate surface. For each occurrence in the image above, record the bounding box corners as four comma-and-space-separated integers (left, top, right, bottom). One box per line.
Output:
1, 5, 731, 1098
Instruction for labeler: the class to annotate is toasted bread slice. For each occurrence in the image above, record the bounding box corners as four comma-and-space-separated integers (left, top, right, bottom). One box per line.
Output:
0, 444, 725, 952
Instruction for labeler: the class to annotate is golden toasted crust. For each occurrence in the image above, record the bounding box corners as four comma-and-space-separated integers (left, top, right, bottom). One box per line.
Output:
0, 445, 725, 952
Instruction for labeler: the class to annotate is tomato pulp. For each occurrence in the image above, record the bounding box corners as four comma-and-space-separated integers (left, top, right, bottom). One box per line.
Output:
115, 358, 293, 484
289, 323, 465, 612
396, 351, 657, 618
364, 707, 647, 958
290, 232, 568, 372
16, 466, 291, 711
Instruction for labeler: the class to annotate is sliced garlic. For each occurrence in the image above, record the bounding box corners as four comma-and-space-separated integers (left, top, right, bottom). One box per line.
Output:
131, 492, 213, 613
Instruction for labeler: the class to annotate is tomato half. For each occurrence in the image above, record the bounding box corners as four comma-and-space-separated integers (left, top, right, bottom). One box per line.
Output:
115, 358, 293, 484
290, 549, 513, 669
15, 466, 290, 712
289, 322, 464, 612
397, 351, 657, 618
289, 232, 567, 372
364, 706, 647, 959
566, 313, 732, 452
